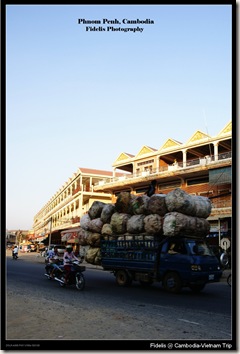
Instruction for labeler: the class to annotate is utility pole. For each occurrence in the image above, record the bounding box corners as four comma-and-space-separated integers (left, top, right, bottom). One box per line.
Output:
48, 218, 52, 248
218, 218, 221, 247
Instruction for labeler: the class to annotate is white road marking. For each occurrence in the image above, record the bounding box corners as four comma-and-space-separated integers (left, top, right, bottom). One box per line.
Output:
178, 319, 200, 325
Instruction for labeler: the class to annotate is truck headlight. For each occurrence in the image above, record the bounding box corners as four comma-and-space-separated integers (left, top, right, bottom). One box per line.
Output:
191, 264, 202, 271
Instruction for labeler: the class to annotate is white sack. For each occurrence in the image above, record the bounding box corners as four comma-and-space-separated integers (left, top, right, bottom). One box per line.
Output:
163, 212, 210, 237
147, 194, 168, 216
127, 214, 145, 234
85, 247, 101, 265
100, 204, 116, 224
144, 214, 163, 235
88, 201, 106, 220
165, 188, 211, 218
110, 212, 131, 234
131, 195, 150, 215
80, 213, 91, 231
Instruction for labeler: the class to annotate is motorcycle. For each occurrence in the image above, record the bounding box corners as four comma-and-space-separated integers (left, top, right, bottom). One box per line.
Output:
44, 260, 86, 291
45, 260, 64, 279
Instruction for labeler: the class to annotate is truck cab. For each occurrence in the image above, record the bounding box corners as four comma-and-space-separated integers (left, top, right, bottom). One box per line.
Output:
159, 236, 222, 293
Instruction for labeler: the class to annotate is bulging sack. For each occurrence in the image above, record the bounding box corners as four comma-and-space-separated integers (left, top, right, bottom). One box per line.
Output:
163, 212, 210, 237
88, 201, 106, 219
144, 214, 163, 235
111, 212, 131, 234
165, 188, 211, 218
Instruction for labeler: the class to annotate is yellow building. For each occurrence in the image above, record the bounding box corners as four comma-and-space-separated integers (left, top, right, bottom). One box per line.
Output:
33, 121, 232, 253
94, 121, 232, 251
33, 168, 123, 244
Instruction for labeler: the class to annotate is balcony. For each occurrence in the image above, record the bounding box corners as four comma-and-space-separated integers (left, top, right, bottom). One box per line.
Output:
94, 151, 232, 188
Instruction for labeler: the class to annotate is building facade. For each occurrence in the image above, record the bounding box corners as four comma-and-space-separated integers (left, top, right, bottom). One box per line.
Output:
94, 121, 232, 251
33, 168, 123, 244
33, 121, 232, 253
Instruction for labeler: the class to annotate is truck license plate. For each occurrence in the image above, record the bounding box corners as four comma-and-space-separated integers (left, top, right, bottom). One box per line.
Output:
209, 274, 214, 280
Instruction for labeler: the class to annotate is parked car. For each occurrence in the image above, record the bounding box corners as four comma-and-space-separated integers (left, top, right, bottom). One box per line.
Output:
30, 244, 37, 252
36, 243, 46, 253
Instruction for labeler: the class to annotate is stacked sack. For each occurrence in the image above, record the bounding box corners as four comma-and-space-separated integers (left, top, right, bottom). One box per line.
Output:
79, 188, 212, 265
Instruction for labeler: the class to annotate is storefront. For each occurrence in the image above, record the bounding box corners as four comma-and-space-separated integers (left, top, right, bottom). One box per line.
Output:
61, 228, 80, 244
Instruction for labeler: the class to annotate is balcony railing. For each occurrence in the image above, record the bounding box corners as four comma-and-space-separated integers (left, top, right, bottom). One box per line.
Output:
94, 151, 232, 187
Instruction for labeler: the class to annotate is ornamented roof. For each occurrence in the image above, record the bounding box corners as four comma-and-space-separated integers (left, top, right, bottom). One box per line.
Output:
114, 152, 135, 163
160, 138, 182, 150
186, 131, 211, 145
135, 145, 158, 157
217, 121, 232, 136
112, 121, 231, 162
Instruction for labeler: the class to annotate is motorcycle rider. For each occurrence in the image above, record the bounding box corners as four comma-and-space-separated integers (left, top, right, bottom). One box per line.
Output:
63, 245, 79, 284
46, 246, 61, 278
12, 245, 18, 259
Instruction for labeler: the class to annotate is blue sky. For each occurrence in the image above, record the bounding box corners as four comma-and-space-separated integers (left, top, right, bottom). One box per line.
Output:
6, 4, 232, 230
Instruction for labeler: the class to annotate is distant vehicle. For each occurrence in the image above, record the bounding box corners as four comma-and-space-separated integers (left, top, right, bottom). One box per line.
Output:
36, 243, 46, 253
30, 244, 37, 252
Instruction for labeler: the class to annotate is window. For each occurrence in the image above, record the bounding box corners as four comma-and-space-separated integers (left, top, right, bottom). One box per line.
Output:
209, 167, 231, 185
186, 176, 209, 186
159, 180, 181, 190
199, 191, 213, 197
167, 240, 187, 255
135, 186, 148, 194
114, 190, 131, 197
187, 240, 214, 256
137, 159, 154, 166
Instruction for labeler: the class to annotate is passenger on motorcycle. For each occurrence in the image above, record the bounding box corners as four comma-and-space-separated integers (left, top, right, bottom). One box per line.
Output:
63, 245, 79, 284
47, 246, 61, 278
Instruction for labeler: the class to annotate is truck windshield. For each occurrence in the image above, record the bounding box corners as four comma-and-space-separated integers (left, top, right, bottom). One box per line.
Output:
187, 240, 214, 256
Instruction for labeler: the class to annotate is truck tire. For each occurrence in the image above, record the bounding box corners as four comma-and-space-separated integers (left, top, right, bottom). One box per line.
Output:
189, 284, 205, 293
163, 272, 182, 294
115, 270, 132, 287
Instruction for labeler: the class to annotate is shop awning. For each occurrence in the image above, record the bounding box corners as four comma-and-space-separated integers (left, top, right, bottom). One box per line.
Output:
61, 228, 80, 242
61, 233, 72, 242
36, 236, 48, 242
67, 237, 79, 244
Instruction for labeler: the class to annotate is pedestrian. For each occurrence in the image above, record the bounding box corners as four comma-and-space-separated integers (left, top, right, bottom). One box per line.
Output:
145, 180, 157, 197
12, 245, 18, 259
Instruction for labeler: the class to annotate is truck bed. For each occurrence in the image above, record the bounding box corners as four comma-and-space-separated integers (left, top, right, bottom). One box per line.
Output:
100, 237, 161, 272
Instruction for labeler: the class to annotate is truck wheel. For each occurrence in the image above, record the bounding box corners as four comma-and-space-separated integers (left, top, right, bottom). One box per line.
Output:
115, 270, 132, 287
163, 272, 182, 294
189, 284, 205, 293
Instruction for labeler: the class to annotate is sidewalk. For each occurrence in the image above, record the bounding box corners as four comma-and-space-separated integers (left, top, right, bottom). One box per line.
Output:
7, 249, 230, 281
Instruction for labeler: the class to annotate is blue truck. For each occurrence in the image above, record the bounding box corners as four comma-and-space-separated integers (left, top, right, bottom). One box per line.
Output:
100, 235, 223, 293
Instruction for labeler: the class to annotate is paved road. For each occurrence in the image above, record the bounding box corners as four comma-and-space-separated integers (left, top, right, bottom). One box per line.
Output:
4, 250, 234, 351
10, 249, 232, 281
